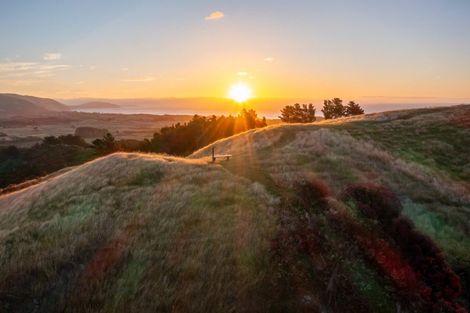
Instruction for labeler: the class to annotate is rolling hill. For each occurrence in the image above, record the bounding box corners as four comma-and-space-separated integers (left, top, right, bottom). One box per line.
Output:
0, 105, 469, 313
0, 93, 69, 115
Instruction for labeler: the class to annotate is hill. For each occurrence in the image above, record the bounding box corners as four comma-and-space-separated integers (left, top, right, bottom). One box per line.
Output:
69, 101, 120, 110
0, 105, 469, 312
0, 93, 69, 115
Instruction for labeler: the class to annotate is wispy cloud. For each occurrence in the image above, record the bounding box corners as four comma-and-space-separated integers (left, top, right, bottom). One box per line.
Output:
121, 76, 155, 83
43, 52, 62, 60
0, 61, 70, 78
0, 79, 40, 86
264, 57, 275, 62
0, 62, 37, 72
205, 11, 224, 21
237, 71, 248, 76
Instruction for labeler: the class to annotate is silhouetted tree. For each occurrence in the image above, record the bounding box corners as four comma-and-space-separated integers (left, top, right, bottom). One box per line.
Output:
322, 98, 364, 119
92, 133, 117, 154
43, 136, 61, 145
279, 103, 316, 123
322, 98, 345, 119
345, 101, 364, 116
239, 108, 258, 129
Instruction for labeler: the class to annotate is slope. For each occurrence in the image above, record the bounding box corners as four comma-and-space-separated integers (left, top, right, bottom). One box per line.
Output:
0, 153, 277, 313
191, 104, 470, 311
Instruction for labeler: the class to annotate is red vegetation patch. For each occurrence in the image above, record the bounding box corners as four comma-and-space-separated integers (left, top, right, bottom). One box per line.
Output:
362, 236, 422, 291
79, 222, 143, 287
330, 208, 424, 294
391, 217, 464, 312
79, 239, 127, 287
294, 177, 331, 209
339, 183, 467, 313
342, 183, 402, 222
270, 205, 371, 312
271, 215, 320, 261
451, 111, 470, 128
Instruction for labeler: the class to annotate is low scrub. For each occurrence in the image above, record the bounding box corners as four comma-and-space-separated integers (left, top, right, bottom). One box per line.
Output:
341, 183, 466, 312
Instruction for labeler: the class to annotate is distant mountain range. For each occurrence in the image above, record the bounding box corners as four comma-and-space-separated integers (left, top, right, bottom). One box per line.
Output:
0, 93, 69, 115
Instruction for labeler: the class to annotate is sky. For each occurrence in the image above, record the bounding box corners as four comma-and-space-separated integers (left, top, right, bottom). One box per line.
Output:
1, 0, 469, 105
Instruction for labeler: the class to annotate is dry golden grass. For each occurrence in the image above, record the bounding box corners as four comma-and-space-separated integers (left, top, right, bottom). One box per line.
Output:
0, 153, 279, 312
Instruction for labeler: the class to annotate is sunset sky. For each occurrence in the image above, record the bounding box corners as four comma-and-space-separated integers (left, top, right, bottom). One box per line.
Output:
1, 0, 469, 103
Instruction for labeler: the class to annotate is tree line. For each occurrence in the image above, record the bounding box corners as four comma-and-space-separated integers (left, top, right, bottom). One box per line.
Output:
0, 109, 267, 188
140, 109, 266, 155
279, 98, 364, 123
91, 108, 267, 156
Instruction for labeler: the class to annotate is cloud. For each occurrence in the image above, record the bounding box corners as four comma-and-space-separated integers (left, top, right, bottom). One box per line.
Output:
237, 71, 248, 76
0, 62, 37, 72
121, 76, 155, 83
0, 61, 70, 78
205, 11, 224, 21
43, 52, 62, 60
0, 79, 40, 86
264, 57, 275, 62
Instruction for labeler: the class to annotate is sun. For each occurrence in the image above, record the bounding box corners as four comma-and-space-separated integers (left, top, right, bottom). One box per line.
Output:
228, 83, 253, 103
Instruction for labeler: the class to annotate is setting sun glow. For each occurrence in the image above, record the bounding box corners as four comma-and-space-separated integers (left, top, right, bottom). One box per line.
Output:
228, 83, 253, 103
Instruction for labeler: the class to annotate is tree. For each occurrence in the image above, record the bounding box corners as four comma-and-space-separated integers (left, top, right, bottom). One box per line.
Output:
322, 98, 364, 119
239, 108, 257, 129
43, 135, 88, 147
279, 103, 316, 123
345, 101, 364, 116
92, 133, 118, 154
322, 98, 345, 119
43, 136, 61, 145
144, 109, 267, 156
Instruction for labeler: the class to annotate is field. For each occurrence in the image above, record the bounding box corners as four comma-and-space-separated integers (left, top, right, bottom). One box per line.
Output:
0, 105, 469, 312
0, 111, 193, 147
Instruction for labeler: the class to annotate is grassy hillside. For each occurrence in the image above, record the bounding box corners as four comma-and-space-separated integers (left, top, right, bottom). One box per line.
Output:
0, 105, 469, 312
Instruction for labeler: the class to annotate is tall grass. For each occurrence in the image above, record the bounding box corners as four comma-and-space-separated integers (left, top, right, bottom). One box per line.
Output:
0, 153, 278, 312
